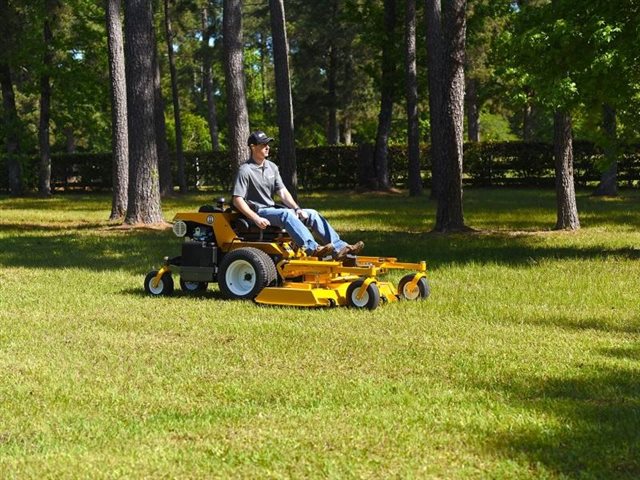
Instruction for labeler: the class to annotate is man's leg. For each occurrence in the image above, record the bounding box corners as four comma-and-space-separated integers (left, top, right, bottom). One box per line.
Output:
304, 209, 364, 259
302, 209, 348, 251
258, 207, 331, 255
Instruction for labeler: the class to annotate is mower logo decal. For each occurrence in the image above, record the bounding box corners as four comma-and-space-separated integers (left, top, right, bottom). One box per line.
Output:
206, 215, 214, 224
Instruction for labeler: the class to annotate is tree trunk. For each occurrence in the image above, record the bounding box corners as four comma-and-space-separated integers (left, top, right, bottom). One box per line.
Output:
373, 0, 396, 191
258, 32, 268, 115
327, 41, 339, 145
153, 41, 173, 196
466, 77, 480, 142
343, 117, 352, 145
325, 0, 339, 145
164, 0, 187, 193
405, 0, 422, 196
106, 0, 128, 220
425, 0, 445, 200
38, 1, 56, 197
0, 63, 23, 196
553, 109, 580, 230
434, 0, 467, 232
357, 143, 376, 190
522, 88, 534, 141
201, 6, 220, 151
64, 127, 76, 153
223, 0, 250, 170
593, 103, 618, 196
124, 0, 163, 224
269, 0, 297, 197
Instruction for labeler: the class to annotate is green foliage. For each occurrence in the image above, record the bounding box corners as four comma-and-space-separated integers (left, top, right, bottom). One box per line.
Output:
165, 112, 213, 152
495, 0, 640, 141
1, 190, 640, 477
3, 0, 640, 167
477, 110, 519, 142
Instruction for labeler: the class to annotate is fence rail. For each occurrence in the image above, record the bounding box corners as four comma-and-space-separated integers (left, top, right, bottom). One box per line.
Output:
2, 141, 639, 193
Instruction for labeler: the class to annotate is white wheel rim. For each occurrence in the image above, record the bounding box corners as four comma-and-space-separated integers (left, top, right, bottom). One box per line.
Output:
184, 281, 200, 291
402, 282, 420, 300
149, 278, 165, 295
351, 288, 369, 308
226, 260, 256, 296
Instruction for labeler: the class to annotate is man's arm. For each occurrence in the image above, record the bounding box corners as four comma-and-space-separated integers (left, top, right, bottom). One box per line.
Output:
277, 187, 308, 221
232, 195, 271, 229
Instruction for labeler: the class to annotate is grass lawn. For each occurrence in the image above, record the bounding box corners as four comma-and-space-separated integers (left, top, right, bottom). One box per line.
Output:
1, 188, 639, 478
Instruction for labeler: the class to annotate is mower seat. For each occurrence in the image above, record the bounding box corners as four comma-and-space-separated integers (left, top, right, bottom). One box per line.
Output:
232, 216, 288, 242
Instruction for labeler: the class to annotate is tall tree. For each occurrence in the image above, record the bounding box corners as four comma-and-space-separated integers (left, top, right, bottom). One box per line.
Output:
152, 42, 173, 197
201, 4, 220, 151
0, 64, 23, 197
593, 104, 618, 196
223, 0, 250, 169
373, 0, 397, 191
106, 0, 128, 220
405, 0, 422, 196
432, 0, 468, 232
124, 0, 163, 224
269, 0, 297, 197
503, 0, 582, 230
163, 0, 187, 193
465, 77, 480, 141
425, 0, 445, 199
553, 109, 579, 229
38, 0, 58, 197
0, 0, 23, 196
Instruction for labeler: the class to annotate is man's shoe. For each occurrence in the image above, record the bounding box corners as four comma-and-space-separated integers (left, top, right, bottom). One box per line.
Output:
335, 240, 365, 260
311, 243, 334, 258
349, 241, 365, 255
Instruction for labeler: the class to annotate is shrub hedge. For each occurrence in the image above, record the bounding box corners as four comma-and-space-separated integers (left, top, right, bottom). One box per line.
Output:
2, 141, 639, 193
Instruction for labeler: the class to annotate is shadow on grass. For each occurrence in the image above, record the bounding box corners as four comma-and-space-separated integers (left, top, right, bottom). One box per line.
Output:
1, 226, 639, 273
356, 230, 640, 268
121, 287, 227, 300
507, 314, 640, 336
485, 342, 640, 478
0, 228, 173, 272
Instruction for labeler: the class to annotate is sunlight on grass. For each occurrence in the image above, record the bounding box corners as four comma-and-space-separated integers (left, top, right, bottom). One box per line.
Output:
1, 189, 639, 478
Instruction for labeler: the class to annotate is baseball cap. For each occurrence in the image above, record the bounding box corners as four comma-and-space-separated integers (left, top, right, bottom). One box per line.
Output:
247, 131, 274, 146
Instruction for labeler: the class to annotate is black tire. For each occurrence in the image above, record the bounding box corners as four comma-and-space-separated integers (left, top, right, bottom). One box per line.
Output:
218, 248, 276, 299
144, 270, 174, 296
398, 274, 430, 300
179, 279, 208, 293
346, 280, 381, 310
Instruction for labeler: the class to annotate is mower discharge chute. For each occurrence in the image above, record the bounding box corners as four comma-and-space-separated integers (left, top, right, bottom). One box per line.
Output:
144, 198, 430, 310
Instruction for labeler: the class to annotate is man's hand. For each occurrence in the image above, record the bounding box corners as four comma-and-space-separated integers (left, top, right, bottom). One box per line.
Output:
255, 216, 271, 229
296, 209, 309, 221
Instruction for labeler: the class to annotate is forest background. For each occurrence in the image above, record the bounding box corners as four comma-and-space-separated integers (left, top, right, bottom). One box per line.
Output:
1, 0, 639, 228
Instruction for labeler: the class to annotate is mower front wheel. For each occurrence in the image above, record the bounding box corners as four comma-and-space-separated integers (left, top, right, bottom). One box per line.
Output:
180, 279, 208, 293
346, 280, 380, 310
144, 270, 174, 296
398, 274, 430, 300
218, 248, 276, 300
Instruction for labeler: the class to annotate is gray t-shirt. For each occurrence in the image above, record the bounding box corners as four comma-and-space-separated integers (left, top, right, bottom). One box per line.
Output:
232, 159, 285, 210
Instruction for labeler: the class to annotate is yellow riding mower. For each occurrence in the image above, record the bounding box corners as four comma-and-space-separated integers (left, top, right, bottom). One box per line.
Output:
144, 199, 430, 310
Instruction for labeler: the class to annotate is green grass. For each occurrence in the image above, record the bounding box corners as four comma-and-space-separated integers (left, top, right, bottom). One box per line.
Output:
1, 188, 639, 478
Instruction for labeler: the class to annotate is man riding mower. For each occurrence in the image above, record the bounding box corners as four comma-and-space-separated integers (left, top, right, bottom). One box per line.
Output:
144, 198, 430, 311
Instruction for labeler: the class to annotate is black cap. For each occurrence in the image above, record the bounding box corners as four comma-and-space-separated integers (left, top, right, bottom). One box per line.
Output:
248, 131, 274, 146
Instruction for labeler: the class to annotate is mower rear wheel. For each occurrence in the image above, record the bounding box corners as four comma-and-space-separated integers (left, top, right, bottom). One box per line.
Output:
180, 279, 208, 293
346, 280, 380, 310
219, 248, 276, 300
144, 270, 174, 296
398, 274, 430, 300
